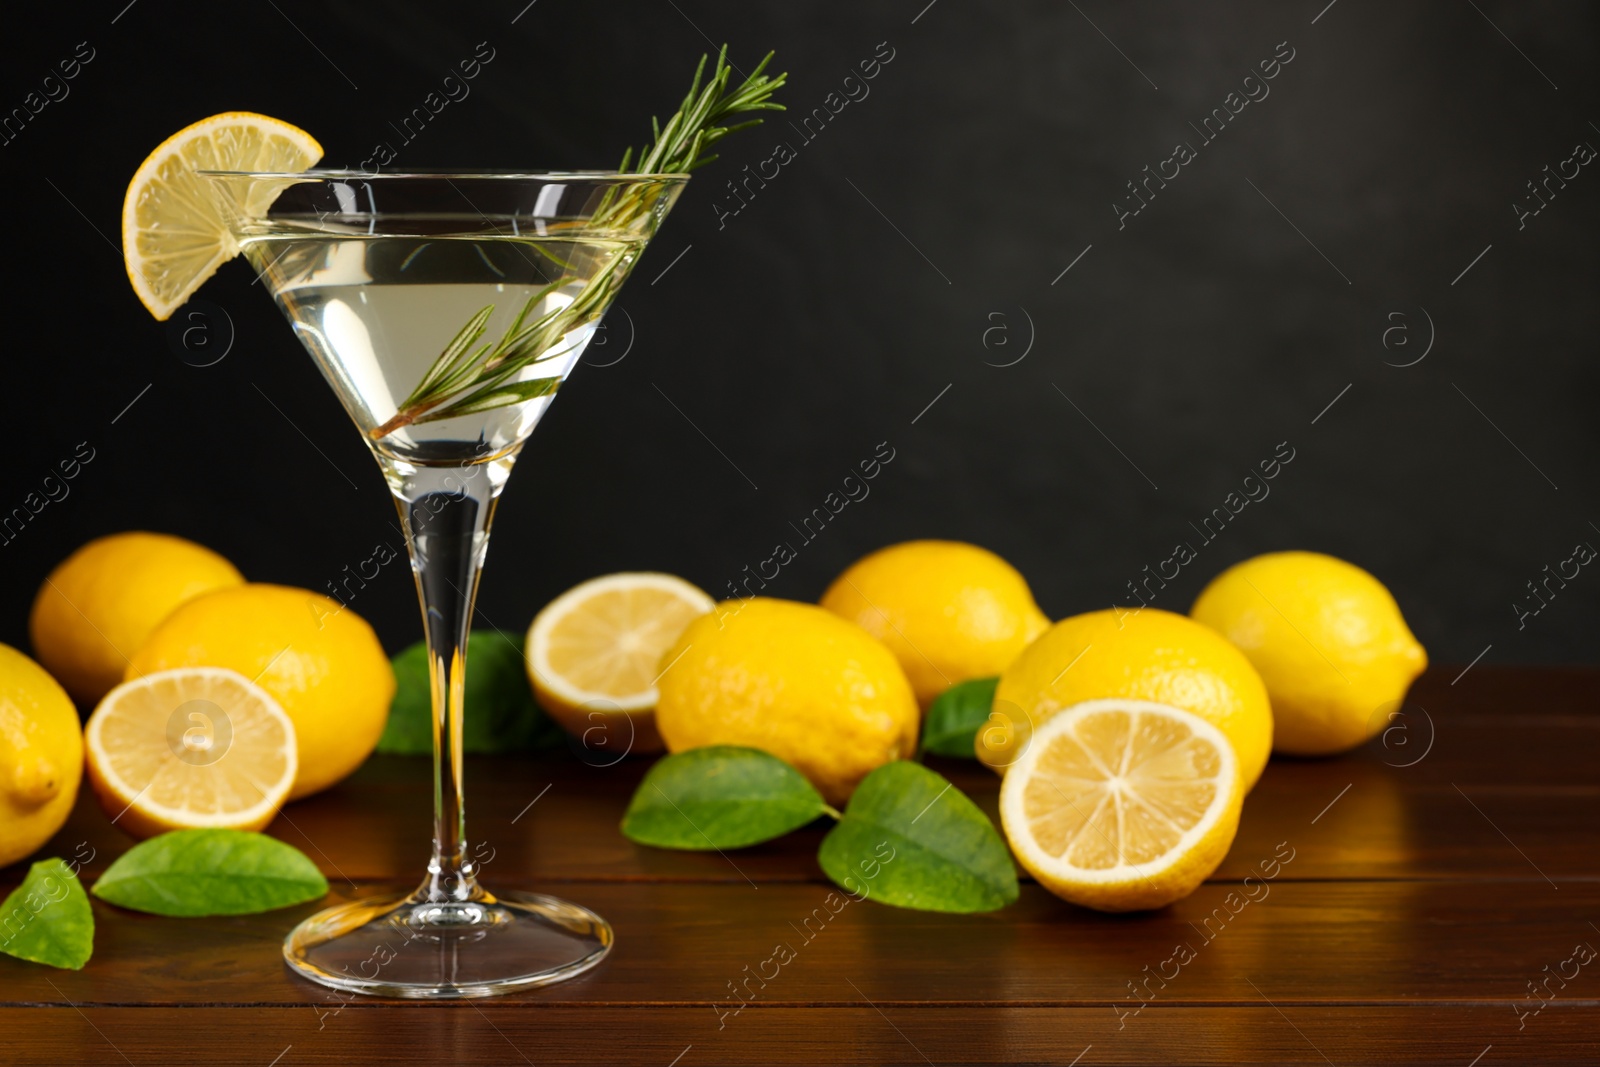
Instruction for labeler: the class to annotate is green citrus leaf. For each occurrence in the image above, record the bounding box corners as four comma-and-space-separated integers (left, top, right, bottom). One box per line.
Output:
818, 761, 1017, 913
91, 830, 328, 917
622, 746, 828, 850
379, 630, 563, 754
921, 677, 999, 758
0, 858, 94, 970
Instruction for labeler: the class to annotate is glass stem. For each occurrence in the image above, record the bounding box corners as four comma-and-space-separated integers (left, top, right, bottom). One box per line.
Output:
385, 458, 504, 904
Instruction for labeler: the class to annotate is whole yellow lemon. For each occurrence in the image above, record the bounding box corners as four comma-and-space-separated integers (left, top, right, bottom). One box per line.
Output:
654, 598, 919, 805
0, 643, 83, 868
820, 540, 1049, 707
126, 583, 394, 798
983, 607, 1273, 789
1191, 551, 1427, 756
30, 532, 244, 704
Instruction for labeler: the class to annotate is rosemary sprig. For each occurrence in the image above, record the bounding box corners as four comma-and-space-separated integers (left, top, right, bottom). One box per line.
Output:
613, 48, 787, 190
370, 46, 785, 440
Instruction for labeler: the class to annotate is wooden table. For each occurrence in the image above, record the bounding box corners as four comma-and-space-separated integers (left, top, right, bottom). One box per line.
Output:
4, 665, 1597, 1065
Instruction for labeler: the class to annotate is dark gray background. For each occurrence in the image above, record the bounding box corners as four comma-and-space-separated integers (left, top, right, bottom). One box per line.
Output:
4, 1, 1596, 668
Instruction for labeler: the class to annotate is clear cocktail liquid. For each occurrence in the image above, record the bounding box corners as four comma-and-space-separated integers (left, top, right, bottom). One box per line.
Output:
242, 226, 644, 465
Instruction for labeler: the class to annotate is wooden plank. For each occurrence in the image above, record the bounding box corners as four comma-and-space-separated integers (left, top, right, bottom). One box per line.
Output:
0, 1004, 1591, 1065
20, 667, 1599, 888
1409, 664, 1600, 717
4, 881, 1597, 1009
266, 758, 1600, 884
31, 762, 1600, 888
2, 666, 1596, 1063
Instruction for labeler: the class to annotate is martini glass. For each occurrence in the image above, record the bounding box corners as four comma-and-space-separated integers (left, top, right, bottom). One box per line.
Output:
201, 171, 687, 998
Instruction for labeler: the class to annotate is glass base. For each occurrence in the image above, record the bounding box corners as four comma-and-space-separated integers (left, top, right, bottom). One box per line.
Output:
283, 887, 612, 999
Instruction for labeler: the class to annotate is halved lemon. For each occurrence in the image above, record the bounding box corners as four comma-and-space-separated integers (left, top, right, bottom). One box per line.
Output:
526, 573, 715, 753
999, 698, 1242, 912
85, 667, 297, 840
122, 112, 322, 320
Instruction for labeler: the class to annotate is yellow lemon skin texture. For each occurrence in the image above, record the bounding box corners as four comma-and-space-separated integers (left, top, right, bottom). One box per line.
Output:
820, 540, 1050, 707
0, 643, 84, 869
654, 598, 919, 805
984, 607, 1273, 790
1191, 551, 1427, 756
29, 531, 244, 705
126, 583, 394, 798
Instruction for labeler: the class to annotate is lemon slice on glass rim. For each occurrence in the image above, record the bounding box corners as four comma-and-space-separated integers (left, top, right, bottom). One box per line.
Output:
999, 698, 1243, 912
121, 111, 322, 320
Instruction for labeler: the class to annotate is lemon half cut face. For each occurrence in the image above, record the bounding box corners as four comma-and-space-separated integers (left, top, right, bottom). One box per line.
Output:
1000, 698, 1242, 912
